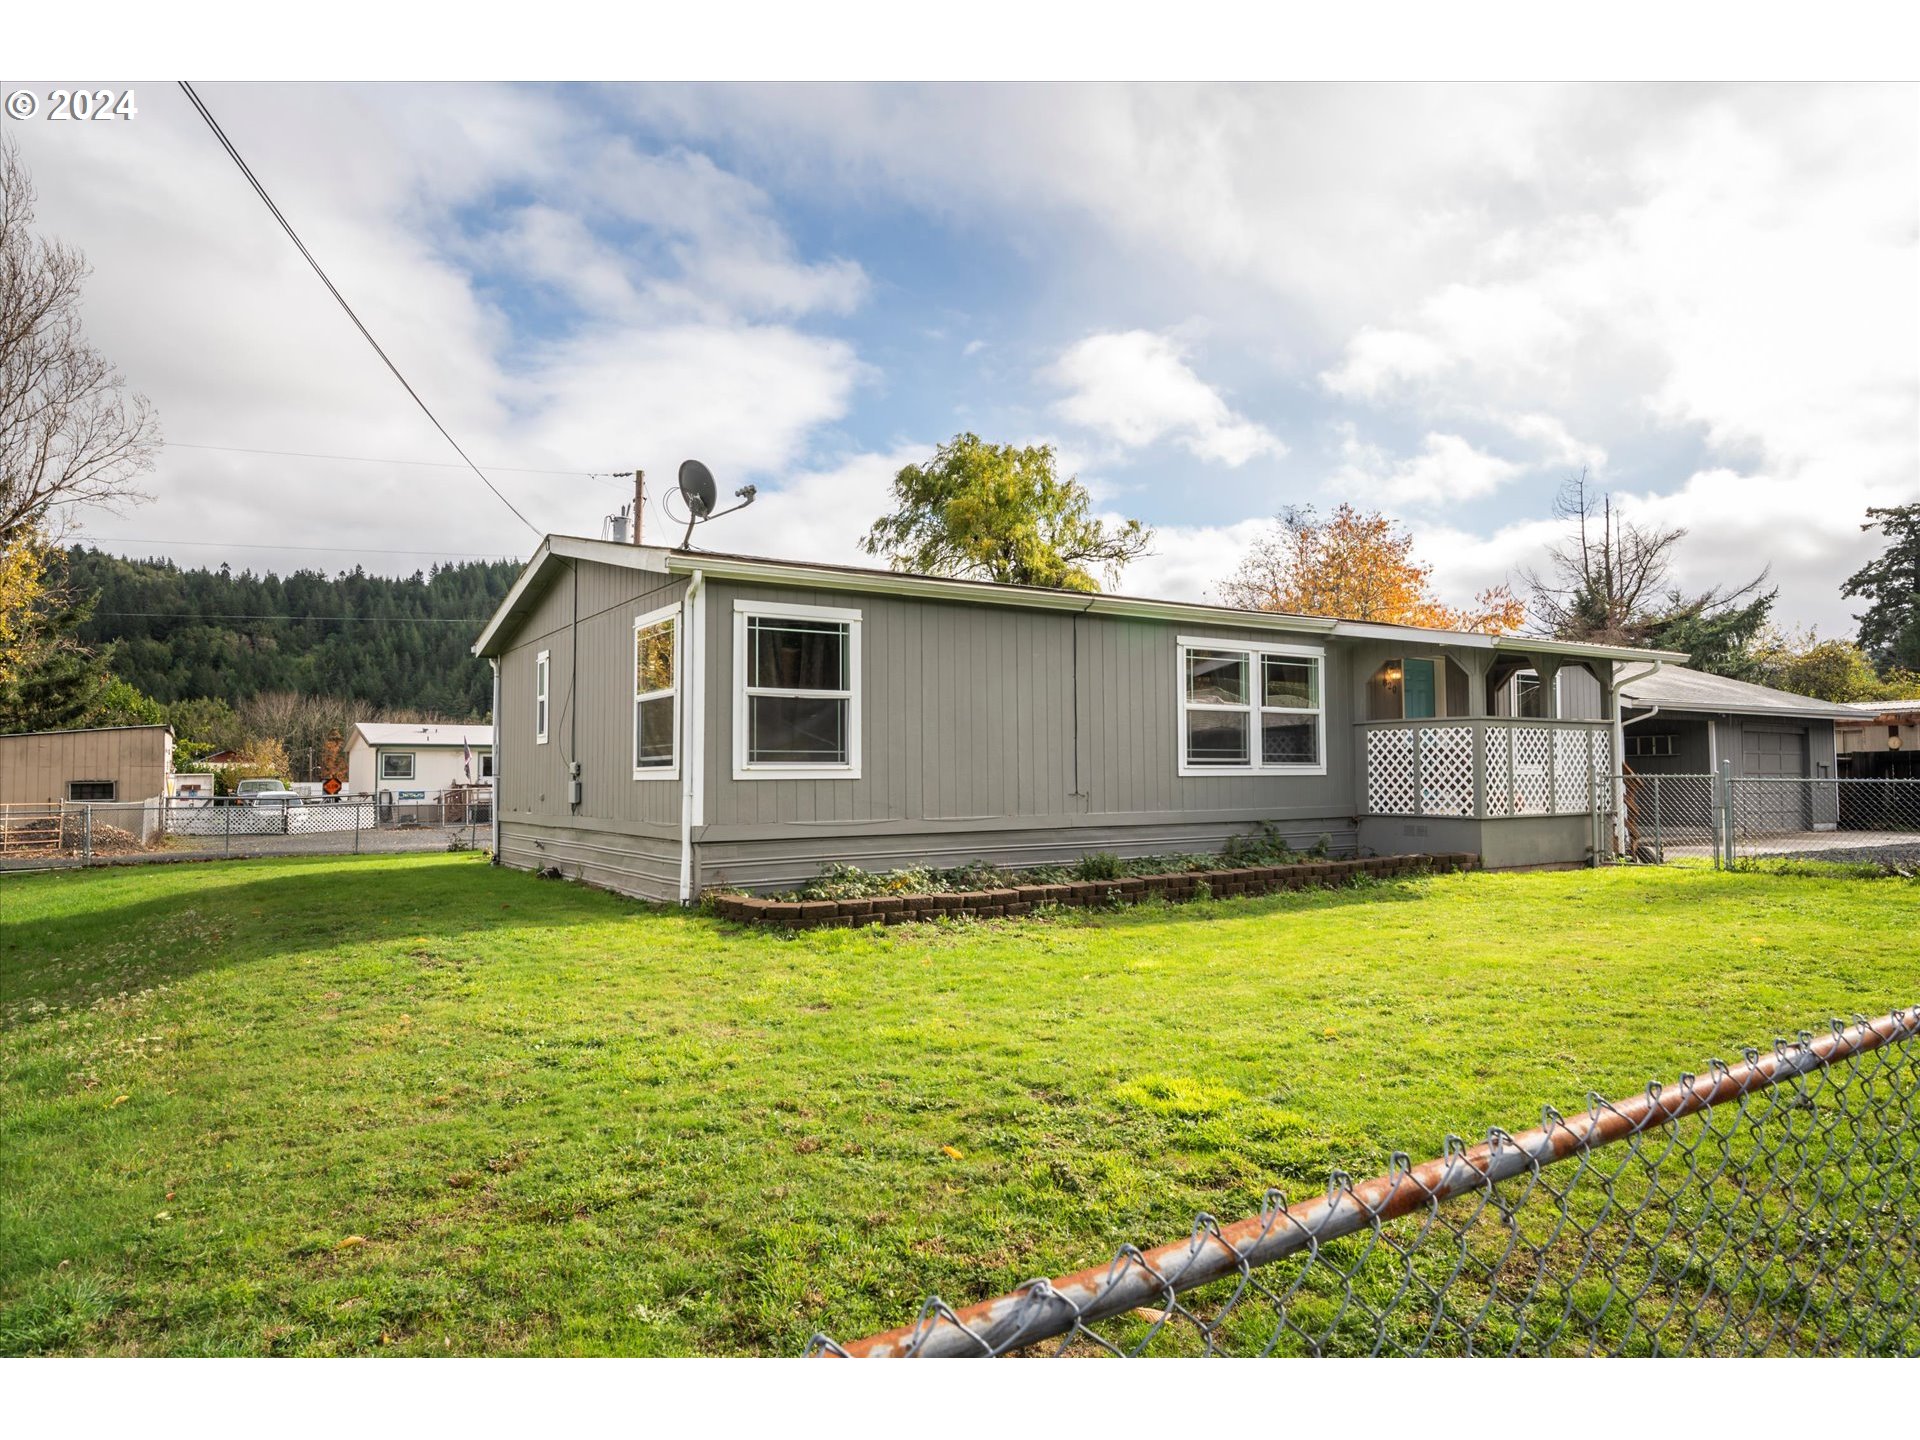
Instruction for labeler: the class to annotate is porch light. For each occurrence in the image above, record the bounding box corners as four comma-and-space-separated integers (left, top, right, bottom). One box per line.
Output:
1382, 666, 1402, 686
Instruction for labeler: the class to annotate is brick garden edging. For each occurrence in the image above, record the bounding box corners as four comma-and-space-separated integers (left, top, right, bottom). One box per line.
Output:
706, 852, 1480, 929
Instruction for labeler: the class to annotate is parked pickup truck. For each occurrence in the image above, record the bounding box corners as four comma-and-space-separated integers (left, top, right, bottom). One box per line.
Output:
234, 779, 304, 808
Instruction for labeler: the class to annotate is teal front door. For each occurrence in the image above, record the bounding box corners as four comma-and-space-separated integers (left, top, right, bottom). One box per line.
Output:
1403, 658, 1437, 719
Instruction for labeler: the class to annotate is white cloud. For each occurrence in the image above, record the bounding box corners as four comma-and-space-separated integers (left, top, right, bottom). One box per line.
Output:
14, 83, 869, 569
1492, 412, 1608, 473
1112, 515, 1275, 605
631, 83, 1914, 631
708, 445, 923, 566
1046, 330, 1284, 466
1329, 428, 1522, 508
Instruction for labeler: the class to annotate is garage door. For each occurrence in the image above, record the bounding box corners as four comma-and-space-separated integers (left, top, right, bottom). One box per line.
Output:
1741, 725, 1810, 831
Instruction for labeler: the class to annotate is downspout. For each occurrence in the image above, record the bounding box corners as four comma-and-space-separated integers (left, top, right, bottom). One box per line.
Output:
489, 658, 501, 864
678, 569, 706, 904
1609, 660, 1664, 855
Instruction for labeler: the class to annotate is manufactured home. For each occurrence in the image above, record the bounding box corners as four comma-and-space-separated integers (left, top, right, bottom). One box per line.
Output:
471, 537, 1701, 902
345, 722, 494, 801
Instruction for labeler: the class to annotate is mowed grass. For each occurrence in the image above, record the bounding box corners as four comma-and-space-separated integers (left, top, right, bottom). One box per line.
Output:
1, 853, 1913, 1356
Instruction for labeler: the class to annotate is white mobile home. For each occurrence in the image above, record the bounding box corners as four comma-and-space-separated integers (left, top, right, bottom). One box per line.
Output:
345, 722, 493, 801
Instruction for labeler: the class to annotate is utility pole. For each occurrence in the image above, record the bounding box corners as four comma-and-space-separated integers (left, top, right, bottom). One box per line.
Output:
632, 470, 645, 545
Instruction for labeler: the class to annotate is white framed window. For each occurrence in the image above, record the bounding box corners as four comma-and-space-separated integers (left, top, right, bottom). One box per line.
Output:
479, 751, 495, 780
381, 752, 415, 781
534, 649, 550, 745
733, 599, 861, 779
1626, 733, 1676, 759
67, 780, 117, 801
1178, 636, 1325, 777
1507, 667, 1562, 719
633, 603, 680, 780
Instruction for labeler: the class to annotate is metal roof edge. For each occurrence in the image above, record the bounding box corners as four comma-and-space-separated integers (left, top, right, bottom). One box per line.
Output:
473, 537, 674, 657
487, 537, 1686, 664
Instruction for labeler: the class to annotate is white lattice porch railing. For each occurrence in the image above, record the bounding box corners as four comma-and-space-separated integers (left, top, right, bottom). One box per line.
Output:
1361, 719, 1612, 819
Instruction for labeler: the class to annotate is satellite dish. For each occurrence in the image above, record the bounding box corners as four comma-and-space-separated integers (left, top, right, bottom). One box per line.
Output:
672, 459, 756, 549
678, 459, 716, 519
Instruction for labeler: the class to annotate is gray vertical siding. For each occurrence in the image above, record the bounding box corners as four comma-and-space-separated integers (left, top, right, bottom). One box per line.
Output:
495, 559, 687, 893
493, 555, 1642, 898
699, 579, 1356, 834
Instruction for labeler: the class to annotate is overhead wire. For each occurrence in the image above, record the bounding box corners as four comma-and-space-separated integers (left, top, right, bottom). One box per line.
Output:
160, 440, 632, 489
175, 81, 543, 537
74, 536, 525, 560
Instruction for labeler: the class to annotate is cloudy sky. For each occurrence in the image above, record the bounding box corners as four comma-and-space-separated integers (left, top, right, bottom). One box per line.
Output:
10, 82, 1917, 631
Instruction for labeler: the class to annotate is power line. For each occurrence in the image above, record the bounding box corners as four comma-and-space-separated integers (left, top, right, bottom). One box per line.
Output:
76, 535, 525, 559
161, 440, 631, 486
91, 611, 483, 624
176, 82, 543, 538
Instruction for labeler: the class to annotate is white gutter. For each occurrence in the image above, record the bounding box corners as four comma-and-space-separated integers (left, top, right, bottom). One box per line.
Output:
488, 659, 502, 863
1608, 660, 1665, 855
678, 569, 706, 905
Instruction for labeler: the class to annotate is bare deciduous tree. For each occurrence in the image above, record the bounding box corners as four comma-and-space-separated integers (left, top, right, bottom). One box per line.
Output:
1, 137, 159, 549
1520, 471, 1769, 650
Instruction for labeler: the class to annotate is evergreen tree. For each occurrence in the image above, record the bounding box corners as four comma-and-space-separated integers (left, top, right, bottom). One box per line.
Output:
1843, 504, 1920, 673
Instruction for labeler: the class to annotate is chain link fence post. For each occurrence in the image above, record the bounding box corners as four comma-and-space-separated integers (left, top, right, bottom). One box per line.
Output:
83, 804, 93, 865
1728, 760, 1743, 875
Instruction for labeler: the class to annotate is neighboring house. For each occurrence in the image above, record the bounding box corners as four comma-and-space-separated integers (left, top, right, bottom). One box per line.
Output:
471, 537, 1693, 902
1616, 666, 1858, 832
1835, 699, 1920, 779
344, 722, 494, 800
0, 723, 175, 809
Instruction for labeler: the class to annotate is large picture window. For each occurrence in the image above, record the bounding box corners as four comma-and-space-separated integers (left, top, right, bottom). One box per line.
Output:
733, 601, 861, 778
381, 752, 415, 781
535, 649, 550, 745
1179, 637, 1324, 776
633, 605, 679, 779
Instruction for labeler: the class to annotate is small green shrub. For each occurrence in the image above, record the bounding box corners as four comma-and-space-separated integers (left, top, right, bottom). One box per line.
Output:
1073, 851, 1124, 881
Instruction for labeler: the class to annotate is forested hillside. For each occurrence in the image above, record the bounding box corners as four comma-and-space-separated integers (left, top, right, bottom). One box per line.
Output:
66, 548, 521, 718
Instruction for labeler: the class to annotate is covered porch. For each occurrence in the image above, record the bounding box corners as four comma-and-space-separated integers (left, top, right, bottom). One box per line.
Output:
1345, 635, 1666, 868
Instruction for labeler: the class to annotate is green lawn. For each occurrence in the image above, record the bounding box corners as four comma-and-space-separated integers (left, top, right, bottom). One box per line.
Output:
1, 854, 1912, 1356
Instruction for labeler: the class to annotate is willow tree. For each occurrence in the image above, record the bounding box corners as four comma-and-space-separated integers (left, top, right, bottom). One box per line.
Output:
862, 433, 1152, 592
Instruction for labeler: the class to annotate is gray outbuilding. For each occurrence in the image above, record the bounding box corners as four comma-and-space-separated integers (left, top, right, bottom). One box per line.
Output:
1616, 666, 1854, 832
472, 538, 1690, 901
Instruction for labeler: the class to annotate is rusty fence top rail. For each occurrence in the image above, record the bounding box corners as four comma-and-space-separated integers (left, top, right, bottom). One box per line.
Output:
808, 1006, 1920, 1358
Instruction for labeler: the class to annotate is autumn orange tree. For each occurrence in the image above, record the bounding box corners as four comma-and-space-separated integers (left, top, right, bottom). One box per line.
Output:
1218, 504, 1525, 634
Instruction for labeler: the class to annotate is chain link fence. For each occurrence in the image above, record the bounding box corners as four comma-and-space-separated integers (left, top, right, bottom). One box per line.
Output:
1617, 772, 1718, 863
1729, 777, 1920, 868
809, 1008, 1919, 1358
0, 794, 491, 872
1605, 770, 1920, 870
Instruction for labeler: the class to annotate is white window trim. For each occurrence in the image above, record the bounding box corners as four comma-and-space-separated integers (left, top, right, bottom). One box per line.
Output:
535, 649, 550, 745
732, 599, 862, 780
632, 603, 681, 782
380, 751, 416, 781
1177, 635, 1327, 778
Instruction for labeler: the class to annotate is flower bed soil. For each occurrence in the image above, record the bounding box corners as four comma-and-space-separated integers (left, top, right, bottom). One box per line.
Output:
707, 852, 1480, 929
